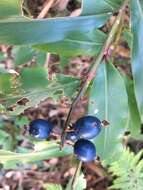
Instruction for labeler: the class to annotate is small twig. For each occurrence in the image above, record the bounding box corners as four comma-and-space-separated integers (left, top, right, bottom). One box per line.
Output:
37, 0, 55, 19
71, 161, 82, 190
20, 0, 24, 17
20, 0, 32, 17
110, 12, 125, 63
60, 0, 128, 149
45, 53, 51, 67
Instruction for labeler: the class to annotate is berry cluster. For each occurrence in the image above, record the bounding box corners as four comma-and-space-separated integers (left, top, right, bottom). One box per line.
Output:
67, 116, 101, 162
29, 115, 101, 162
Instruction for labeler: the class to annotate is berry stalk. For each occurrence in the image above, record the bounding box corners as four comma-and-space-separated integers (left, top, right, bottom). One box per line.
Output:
60, 0, 129, 149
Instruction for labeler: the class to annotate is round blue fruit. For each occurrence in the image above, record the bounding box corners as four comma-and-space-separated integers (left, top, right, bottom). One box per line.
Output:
74, 115, 101, 139
66, 131, 78, 142
74, 139, 96, 162
29, 119, 53, 140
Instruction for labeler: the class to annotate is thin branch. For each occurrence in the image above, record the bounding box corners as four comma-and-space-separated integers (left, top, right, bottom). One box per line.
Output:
60, 0, 128, 149
110, 11, 125, 63
37, 0, 55, 19
44, 53, 51, 68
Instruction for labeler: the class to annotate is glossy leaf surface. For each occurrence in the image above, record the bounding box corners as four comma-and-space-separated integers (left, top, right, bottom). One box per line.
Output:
130, 0, 143, 122
89, 63, 129, 164
34, 29, 106, 56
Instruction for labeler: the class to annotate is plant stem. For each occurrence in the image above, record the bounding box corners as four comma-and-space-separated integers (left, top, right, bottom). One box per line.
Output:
71, 161, 82, 190
110, 11, 125, 63
60, 0, 128, 149
37, 0, 55, 19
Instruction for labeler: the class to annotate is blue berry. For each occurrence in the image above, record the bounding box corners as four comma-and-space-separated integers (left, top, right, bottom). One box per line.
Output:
29, 119, 53, 140
74, 115, 101, 139
66, 131, 78, 142
74, 139, 96, 162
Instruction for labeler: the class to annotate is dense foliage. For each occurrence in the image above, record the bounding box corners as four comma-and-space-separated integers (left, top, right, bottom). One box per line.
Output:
0, 0, 143, 189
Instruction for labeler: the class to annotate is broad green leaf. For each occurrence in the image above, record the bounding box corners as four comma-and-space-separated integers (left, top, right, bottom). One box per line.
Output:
3, 83, 76, 115
0, 0, 110, 46
0, 0, 21, 19
124, 76, 141, 138
130, 0, 143, 122
89, 63, 129, 164
1, 69, 80, 115
43, 183, 62, 190
12, 46, 35, 65
20, 67, 49, 90
12, 46, 47, 66
0, 143, 72, 166
0, 14, 109, 45
34, 29, 106, 56
81, 0, 123, 15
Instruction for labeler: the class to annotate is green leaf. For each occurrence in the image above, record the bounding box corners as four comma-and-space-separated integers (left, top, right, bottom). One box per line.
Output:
124, 76, 141, 138
12, 46, 35, 65
0, 67, 51, 114
36, 51, 47, 66
88, 63, 129, 164
34, 29, 106, 56
1, 69, 80, 115
0, 0, 21, 19
0, 0, 111, 47
20, 67, 49, 90
0, 14, 109, 45
81, 0, 123, 15
43, 183, 62, 190
0, 142, 72, 167
130, 0, 143, 122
